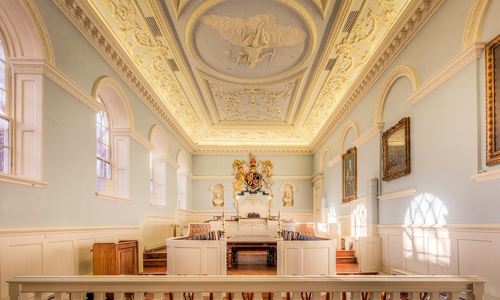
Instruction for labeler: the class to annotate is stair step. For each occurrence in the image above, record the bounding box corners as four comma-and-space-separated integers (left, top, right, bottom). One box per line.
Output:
336, 256, 357, 263
143, 259, 167, 267
143, 252, 167, 260
336, 250, 355, 257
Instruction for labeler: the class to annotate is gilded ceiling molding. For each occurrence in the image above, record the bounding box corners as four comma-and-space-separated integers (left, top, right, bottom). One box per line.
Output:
310, 0, 332, 19
304, 0, 405, 139
374, 65, 419, 124
168, 0, 191, 20
95, 0, 203, 137
93, 76, 135, 129
338, 120, 359, 155
462, 0, 491, 50
294, 0, 351, 125
193, 147, 312, 155
51, 0, 196, 153
18, 0, 56, 66
200, 128, 307, 144
407, 41, 484, 105
185, 0, 317, 84
318, 146, 332, 173
197, 69, 305, 125
147, 0, 212, 126
310, 0, 445, 153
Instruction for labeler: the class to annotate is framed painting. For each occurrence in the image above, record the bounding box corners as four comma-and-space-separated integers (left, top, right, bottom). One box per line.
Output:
382, 117, 411, 181
342, 147, 357, 203
486, 33, 500, 166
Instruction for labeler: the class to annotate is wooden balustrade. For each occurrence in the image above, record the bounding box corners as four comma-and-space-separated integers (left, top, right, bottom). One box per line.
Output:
9, 275, 485, 300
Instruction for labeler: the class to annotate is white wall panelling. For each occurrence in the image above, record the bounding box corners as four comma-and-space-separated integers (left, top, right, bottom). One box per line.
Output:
0, 214, 176, 299
378, 224, 500, 296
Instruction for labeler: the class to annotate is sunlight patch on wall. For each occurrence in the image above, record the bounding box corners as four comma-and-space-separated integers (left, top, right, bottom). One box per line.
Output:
403, 193, 451, 269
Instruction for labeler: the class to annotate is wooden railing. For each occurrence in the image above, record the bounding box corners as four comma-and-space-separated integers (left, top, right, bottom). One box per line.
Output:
8, 275, 485, 300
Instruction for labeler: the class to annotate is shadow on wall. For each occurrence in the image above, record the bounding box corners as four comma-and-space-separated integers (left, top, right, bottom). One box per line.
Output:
403, 193, 450, 269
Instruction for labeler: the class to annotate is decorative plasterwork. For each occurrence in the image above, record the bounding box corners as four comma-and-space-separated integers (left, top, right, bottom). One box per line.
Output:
198, 70, 305, 124
310, 0, 446, 152
51, 0, 196, 152
377, 188, 417, 201
199, 13, 307, 70
19, 0, 56, 66
168, 0, 191, 20
470, 169, 500, 182
374, 65, 419, 123
186, 0, 316, 84
407, 41, 485, 105
310, 0, 332, 19
193, 147, 312, 155
93, 0, 202, 137
462, 0, 491, 50
304, 0, 406, 138
200, 128, 306, 144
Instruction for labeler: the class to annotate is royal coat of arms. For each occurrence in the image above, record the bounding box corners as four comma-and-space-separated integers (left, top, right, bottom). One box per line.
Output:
232, 153, 274, 197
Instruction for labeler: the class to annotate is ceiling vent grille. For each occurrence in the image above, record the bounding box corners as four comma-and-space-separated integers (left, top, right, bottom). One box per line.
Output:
325, 58, 336, 71
168, 59, 179, 72
343, 11, 358, 33
146, 17, 162, 37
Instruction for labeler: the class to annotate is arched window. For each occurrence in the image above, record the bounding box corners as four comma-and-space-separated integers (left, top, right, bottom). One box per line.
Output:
352, 203, 367, 239
177, 150, 188, 210
93, 77, 133, 201
0, 33, 8, 173
149, 125, 168, 207
96, 97, 112, 193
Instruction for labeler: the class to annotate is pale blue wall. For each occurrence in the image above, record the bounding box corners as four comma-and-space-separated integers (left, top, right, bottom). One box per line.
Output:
191, 155, 313, 212
0, 0, 194, 227
314, 0, 500, 225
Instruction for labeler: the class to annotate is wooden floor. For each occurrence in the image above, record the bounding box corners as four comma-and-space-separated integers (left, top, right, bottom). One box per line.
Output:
143, 250, 368, 275
227, 251, 277, 275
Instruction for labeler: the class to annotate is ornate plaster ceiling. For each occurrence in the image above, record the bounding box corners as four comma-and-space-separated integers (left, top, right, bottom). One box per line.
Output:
75, 0, 437, 153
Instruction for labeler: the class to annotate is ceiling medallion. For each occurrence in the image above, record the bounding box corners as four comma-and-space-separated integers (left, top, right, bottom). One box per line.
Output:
199, 13, 307, 71
186, 0, 316, 84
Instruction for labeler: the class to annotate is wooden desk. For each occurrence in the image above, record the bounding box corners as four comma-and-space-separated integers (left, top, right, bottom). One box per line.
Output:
227, 235, 278, 270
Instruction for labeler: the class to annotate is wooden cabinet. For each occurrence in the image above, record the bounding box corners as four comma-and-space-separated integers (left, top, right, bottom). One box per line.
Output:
93, 240, 138, 275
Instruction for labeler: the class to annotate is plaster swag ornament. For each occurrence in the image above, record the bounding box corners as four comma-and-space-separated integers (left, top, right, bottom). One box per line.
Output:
199, 14, 307, 70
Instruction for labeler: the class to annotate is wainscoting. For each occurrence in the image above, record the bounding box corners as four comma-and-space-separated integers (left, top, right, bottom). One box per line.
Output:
378, 224, 500, 297
0, 214, 175, 300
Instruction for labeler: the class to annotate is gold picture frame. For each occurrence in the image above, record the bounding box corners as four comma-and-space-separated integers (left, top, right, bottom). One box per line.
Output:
382, 117, 411, 181
486, 33, 500, 166
342, 147, 357, 203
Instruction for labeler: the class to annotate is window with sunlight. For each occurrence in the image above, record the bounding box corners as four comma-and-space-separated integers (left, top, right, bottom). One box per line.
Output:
0, 34, 9, 174
96, 97, 112, 194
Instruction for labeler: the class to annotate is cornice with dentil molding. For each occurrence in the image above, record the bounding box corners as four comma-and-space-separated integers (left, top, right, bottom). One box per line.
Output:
310, 0, 446, 153
52, 0, 197, 153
